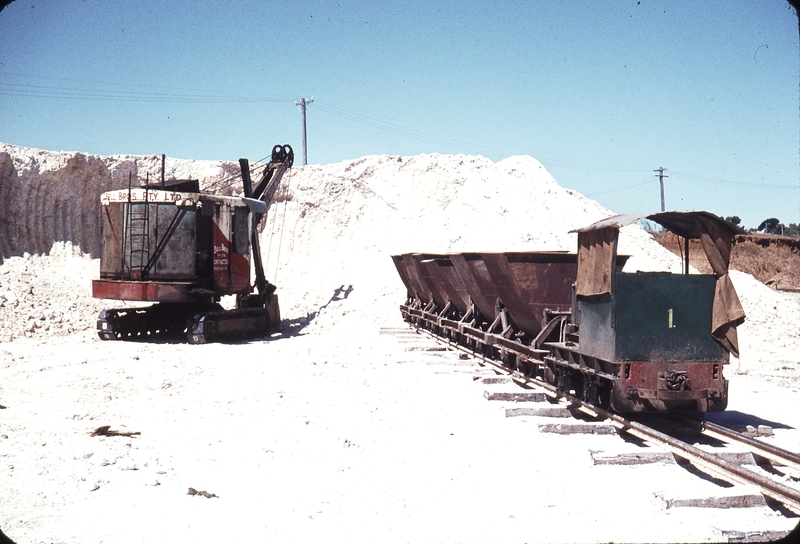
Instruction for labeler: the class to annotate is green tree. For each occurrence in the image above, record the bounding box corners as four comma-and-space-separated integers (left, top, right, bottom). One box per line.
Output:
724, 216, 742, 228
757, 218, 781, 234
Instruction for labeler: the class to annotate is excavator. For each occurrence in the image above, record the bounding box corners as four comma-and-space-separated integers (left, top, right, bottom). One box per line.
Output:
92, 144, 293, 343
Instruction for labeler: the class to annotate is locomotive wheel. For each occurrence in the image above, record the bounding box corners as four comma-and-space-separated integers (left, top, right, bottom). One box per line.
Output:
582, 377, 594, 404
573, 373, 587, 401
543, 364, 556, 386
594, 380, 611, 410
556, 367, 571, 394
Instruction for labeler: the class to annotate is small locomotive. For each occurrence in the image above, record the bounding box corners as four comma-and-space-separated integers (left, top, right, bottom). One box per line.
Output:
393, 211, 745, 413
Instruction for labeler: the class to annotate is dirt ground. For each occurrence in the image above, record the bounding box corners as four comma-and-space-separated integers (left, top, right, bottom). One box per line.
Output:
2, 320, 800, 543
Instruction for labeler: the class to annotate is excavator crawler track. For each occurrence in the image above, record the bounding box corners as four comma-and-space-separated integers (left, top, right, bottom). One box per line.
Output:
97, 304, 276, 344
97, 304, 203, 341
186, 307, 273, 344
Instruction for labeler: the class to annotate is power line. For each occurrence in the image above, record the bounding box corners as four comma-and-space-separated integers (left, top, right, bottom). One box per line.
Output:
313, 100, 511, 158
314, 100, 660, 173
3, 73, 796, 194
586, 179, 653, 197
669, 170, 796, 189
0, 80, 294, 104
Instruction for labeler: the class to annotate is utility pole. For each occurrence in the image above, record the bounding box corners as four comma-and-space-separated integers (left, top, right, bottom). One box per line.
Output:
295, 97, 313, 166
654, 167, 668, 212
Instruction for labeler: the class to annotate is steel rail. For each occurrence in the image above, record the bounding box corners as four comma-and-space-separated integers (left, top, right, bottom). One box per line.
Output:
671, 414, 800, 473
409, 324, 800, 514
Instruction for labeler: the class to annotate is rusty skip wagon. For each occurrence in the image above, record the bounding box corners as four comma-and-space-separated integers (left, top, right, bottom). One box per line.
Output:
393, 211, 746, 414
92, 145, 294, 343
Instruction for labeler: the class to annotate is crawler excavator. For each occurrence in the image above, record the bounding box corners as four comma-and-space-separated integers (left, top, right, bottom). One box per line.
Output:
92, 145, 294, 343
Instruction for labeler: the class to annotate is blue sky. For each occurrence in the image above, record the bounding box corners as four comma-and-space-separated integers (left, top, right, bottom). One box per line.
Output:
0, 0, 797, 229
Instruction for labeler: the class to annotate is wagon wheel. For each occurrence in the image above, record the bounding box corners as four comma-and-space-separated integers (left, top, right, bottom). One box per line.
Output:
501, 351, 517, 371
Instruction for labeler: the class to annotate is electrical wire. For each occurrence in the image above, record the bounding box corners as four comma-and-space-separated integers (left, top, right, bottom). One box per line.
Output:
585, 168, 798, 201
669, 170, 796, 190
586, 179, 653, 197
313, 99, 662, 175
5, 72, 793, 193
313, 100, 510, 158
0, 77, 294, 104
0, 83, 292, 104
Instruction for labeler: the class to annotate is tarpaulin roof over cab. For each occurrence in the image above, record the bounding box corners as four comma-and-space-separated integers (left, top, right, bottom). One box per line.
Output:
572, 211, 746, 238
571, 211, 746, 357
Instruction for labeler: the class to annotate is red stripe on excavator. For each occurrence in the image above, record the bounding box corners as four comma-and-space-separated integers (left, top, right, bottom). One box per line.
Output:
91, 279, 193, 302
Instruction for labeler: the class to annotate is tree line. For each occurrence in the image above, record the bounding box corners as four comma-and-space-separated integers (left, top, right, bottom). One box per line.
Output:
724, 216, 800, 237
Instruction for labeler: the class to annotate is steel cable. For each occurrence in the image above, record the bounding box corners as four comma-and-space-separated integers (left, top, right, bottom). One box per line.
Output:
272, 168, 292, 286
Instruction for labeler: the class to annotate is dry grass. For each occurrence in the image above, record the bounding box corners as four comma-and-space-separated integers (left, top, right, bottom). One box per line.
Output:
731, 239, 800, 290
654, 232, 800, 291
653, 232, 712, 274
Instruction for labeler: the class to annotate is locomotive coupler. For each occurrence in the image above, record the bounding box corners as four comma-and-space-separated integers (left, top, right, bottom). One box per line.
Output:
659, 370, 691, 391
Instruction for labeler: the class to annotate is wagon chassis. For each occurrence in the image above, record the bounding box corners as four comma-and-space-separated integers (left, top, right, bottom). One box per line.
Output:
401, 299, 709, 412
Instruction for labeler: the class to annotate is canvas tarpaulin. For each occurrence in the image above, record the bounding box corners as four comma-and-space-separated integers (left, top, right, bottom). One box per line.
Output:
575, 227, 618, 297
695, 213, 745, 358
572, 211, 745, 357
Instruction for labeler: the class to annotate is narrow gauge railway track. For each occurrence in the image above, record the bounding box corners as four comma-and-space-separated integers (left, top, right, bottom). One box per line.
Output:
673, 415, 800, 475
408, 324, 800, 515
